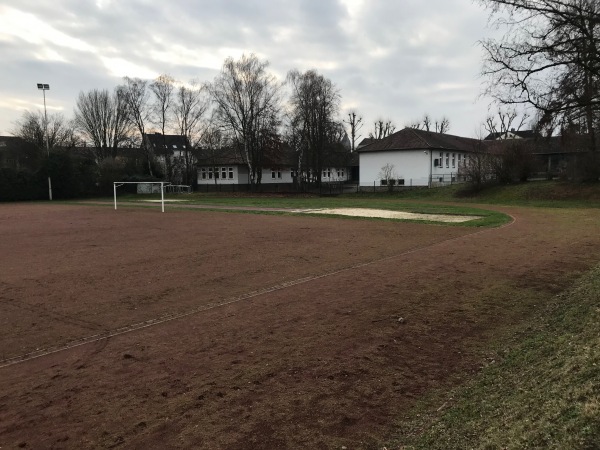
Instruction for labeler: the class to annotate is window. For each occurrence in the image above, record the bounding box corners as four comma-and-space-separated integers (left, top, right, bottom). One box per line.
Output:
446, 153, 450, 168
291, 169, 297, 177
221, 167, 227, 179
380, 179, 388, 186
208, 167, 213, 179
452, 153, 456, 168
434, 158, 440, 167
201, 168, 207, 180
398, 179, 405, 185
228, 167, 234, 179
341, 170, 344, 177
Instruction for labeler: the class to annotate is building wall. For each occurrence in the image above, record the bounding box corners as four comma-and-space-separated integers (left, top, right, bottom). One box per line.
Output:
360, 149, 469, 187
260, 167, 294, 184
360, 149, 431, 186
198, 165, 351, 185
197, 165, 243, 185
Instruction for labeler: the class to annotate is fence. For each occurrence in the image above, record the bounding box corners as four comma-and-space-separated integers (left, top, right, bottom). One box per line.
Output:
195, 181, 354, 195
357, 173, 466, 192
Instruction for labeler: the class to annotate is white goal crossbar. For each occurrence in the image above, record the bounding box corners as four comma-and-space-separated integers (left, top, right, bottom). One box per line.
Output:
113, 181, 168, 212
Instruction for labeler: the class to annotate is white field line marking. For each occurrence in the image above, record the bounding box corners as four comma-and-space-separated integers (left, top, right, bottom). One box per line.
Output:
0, 215, 515, 369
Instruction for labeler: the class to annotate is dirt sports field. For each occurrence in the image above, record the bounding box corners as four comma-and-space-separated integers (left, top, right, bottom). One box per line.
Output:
1, 202, 600, 449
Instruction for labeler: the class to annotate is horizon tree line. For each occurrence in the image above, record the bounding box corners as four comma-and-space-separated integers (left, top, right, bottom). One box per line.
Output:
12, 53, 457, 187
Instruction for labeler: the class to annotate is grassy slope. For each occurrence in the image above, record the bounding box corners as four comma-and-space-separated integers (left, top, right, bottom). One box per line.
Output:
390, 264, 600, 449
384, 180, 600, 208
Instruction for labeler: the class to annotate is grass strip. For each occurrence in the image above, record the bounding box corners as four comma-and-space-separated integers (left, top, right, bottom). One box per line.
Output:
390, 264, 600, 449
103, 195, 510, 227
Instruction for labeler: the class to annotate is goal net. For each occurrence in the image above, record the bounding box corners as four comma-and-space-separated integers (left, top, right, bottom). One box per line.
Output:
113, 181, 169, 212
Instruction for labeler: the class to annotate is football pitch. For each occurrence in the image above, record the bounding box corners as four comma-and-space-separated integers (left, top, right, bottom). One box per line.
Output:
1, 202, 599, 448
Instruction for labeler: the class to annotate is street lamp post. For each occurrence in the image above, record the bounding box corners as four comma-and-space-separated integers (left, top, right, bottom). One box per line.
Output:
37, 83, 52, 201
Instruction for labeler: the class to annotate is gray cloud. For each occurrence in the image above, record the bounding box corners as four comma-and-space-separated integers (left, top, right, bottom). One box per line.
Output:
0, 0, 497, 137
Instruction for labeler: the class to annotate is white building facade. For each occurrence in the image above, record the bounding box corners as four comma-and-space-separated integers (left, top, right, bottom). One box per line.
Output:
358, 128, 483, 188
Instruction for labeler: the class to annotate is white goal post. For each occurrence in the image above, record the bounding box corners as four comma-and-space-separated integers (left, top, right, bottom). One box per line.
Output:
113, 181, 167, 212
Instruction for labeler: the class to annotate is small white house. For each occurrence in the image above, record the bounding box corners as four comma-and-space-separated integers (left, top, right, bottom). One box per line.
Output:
358, 128, 488, 187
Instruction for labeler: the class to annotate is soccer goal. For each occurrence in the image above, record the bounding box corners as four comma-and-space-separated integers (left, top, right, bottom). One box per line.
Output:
113, 181, 168, 212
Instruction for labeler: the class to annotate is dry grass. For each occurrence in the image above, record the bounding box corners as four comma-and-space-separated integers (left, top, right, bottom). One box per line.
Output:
390, 264, 600, 449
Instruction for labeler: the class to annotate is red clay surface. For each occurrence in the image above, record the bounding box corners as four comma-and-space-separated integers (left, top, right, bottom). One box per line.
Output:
1, 202, 600, 449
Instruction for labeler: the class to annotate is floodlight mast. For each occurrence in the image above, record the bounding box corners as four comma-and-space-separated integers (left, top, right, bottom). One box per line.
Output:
37, 83, 52, 201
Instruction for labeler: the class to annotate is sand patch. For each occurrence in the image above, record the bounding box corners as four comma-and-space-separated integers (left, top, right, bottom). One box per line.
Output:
299, 208, 481, 223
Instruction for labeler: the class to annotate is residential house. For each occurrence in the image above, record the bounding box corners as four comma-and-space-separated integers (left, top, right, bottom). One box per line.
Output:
358, 128, 490, 187
484, 129, 539, 140
0, 136, 40, 172
485, 129, 595, 177
142, 133, 193, 184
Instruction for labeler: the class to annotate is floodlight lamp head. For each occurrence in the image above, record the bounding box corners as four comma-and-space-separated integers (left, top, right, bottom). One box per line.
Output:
37, 83, 50, 90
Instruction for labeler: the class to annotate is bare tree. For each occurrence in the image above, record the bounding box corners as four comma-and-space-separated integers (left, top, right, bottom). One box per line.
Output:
74, 88, 132, 162
435, 116, 451, 134
343, 111, 363, 151
378, 163, 397, 192
171, 80, 210, 185
459, 141, 496, 190
422, 114, 431, 131
287, 68, 341, 187
208, 54, 281, 186
119, 77, 154, 175
369, 119, 395, 139
198, 119, 228, 187
150, 74, 175, 136
408, 114, 450, 133
174, 81, 210, 146
479, 0, 600, 153
484, 107, 531, 137
13, 111, 79, 150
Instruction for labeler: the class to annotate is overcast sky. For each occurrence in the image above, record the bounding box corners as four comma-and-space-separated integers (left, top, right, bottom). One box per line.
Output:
0, 0, 501, 139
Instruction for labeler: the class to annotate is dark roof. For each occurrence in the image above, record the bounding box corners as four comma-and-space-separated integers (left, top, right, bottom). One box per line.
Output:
196, 144, 358, 168
357, 137, 376, 149
143, 133, 190, 155
196, 145, 298, 167
357, 128, 489, 153
484, 130, 539, 140
196, 147, 246, 166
